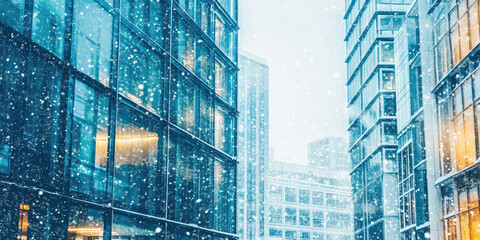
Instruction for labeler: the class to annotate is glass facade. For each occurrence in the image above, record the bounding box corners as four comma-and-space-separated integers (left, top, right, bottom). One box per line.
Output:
237, 51, 269, 239
345, 0, 412, 239
431, 0, 480, 239
0, 0, 238, 239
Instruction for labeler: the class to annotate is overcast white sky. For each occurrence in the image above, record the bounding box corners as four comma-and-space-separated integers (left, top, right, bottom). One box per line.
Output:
238, 0, 348, 164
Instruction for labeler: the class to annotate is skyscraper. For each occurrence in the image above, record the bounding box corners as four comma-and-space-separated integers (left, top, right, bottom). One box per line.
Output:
237, 50, 269, 239
344, 0, 412, 239
0, 0, 239, 239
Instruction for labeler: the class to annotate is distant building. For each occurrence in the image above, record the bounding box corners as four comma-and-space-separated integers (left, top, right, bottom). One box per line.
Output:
265, 161, 353, 240
237, 50, 269, 240
308, 137, 350, 171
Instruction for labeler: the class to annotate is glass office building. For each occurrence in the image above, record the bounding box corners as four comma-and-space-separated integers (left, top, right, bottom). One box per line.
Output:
237, 51, 269, 240
393, 1, 441, 239
430, 0, 480, 239
344, 0, 412, 239
0, 0, 239, 239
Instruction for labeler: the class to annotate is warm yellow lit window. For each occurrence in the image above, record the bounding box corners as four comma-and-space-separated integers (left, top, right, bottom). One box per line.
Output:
459, 14, 470, 59
470, 209, 480, 239
460, 212, 471, 240
464, 107, 476, 166
452, 26, 462, 65
469, 1, 480, 48
454, 115, 467, 171
17, 203, 29, 240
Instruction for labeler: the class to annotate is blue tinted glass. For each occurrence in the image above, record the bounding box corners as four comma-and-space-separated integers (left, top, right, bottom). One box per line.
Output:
70, 80, 110, 198
32, 0, 66, 58
0, 0, 24, 32
72, 0, 113, 86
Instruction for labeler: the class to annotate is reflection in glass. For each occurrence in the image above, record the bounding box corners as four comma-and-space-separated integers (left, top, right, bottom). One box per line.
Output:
112, 214, 161, 240
0, 0, 24, 32
32, 0, 65, 58
68, 206, 105, 240
70, 80, 110, 198
213, 160, 235, 233
121, 0, 165, 44
170, 73, 196, 133
114, 113, 158, 211
119, 27, 163, 113
72, 0, 113, 86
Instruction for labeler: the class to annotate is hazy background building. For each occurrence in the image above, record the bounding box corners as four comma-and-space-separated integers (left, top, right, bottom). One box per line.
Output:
308, 137, 350, 171
237, 50, 269, 240
0, 0, 239, 239
265, 160, 353, 240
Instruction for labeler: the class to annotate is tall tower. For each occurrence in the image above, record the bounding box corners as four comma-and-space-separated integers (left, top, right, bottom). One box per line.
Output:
237, 50, 269, 239
344, 0, 411, 239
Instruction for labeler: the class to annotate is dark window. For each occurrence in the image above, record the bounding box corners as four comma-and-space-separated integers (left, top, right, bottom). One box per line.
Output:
113, 213, 164, 239
0, 0, 24, 31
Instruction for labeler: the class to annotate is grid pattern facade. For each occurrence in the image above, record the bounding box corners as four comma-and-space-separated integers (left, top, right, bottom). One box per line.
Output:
0, 0, 239, 239
344, 0, 413, 239
430, 0, 480, 239
265, 161, 353, 240
393, 2, 433, 239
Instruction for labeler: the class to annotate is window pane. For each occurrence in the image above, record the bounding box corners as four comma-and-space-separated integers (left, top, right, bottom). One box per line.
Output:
170, 71, 196, 133
313, 211, 324, 228
114, 106, 159, 212
299, 189, 311, 204
269, 206, 282, 224
380, 42, 394, 63
312, 191, 324, 205
172, 14, 195, 71
0, 0, 24, 31
168, 135, 197, 224
72, 0, 113, 86
112, 214, 163, 239
214, 159, 235, 233
32, 0, 65, 58
285, 187, 297, 202
269, 185, 283, 201
454, 114, 466, 171
0, 33, 25, 176
121, 0, 166, 44
470, 209, 480, 239
451, 25, 461, 65
459, 14, 470, 59
215, 60, 226, 98
460, 212, 470, 240
119, 26, 163, 113
285, 207, 297, 225
68, 206, 105, 239
199, 91, 214, 143
20, 54, 62, 187
464, 106, 476, 167
299, 210, 310, 226
469, 2, 480, 48
70, 80, 110, 198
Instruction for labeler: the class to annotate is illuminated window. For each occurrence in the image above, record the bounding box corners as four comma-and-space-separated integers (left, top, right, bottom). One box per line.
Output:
68, 206, 105, 239
17, 204, 29, 240
114, 105, 160, 212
